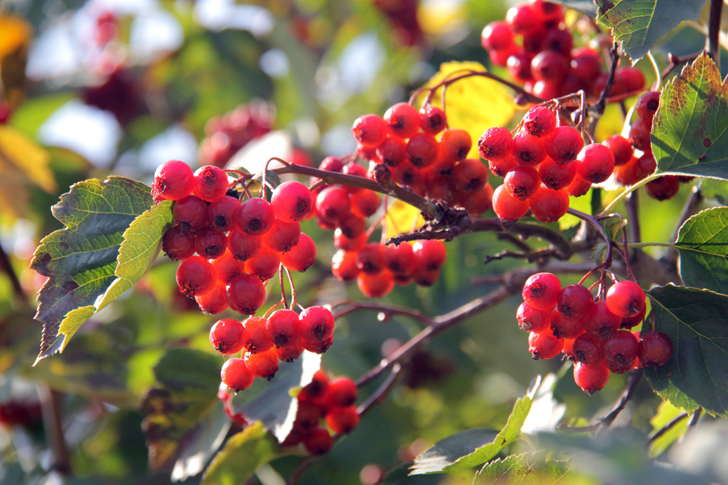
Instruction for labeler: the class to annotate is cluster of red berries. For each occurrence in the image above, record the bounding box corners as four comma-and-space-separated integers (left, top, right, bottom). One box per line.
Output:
518, 273, 673, 394
352, 103, 493, 216
0, 399, 43, 428
153, 160, 317, 316
372, 0, 423, 47
198, 101, 274, 168
212, 306, 335, 392
481, 0, 645, 100
481, 105, 615, 222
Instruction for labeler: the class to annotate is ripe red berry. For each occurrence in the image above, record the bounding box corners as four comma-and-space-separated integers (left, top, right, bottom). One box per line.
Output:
325, 406, 360, 434
246, 247, 281, 281
540, 27, 573, 55
635, 91, 661, 119
263, 220, 301, 253
603, 330, 639, 373
316, 187, 351, 224
603, 135, 633, 166
376, 137, 407, 167
566, 176, 592, 197
226, 274, 266, 315
332, 250, 359, 282
228, 229, 261, 262
176, 255, 216, 297
152, 160, 194, 201
478, 127, 513, 161
528, 331, 564, 359
324, 377, 358, 408
391, 161, 423, 188
460, 184, 494, 216
304, 427, 333, 455
244, 349, 279, 380
572, 333, 604, 365
645, 176, 680, 201
506, 3, 543, 35
174, 195, 209, 231
193, 165, 229, 202
194, 227, 228, 259
523, 106, 556, 138
545, 126, 583, 164
492, 185, 530, 221
523, 273, 561, 310
531, 51, 569, 82
241, 316, 273, 353
551, 310, 584, 339
196, 283, 229, 315
452, 159, 488, 193
299, 370, 329, 403
384, 102, 420, 139
633, 153, 657, 180
356, 243, 386, 274
628, 117, 652, 152
539, 157, 576, 190
617, 66, 645, 93
512, 132, 547, 166
236, 198, 275, 236
162, 225, 195, 260
208, 195, 240, 232
221, 358, 254, 392
531, 80, 561, 100
414, 267, 440, 287
406, 133, 439, 168
504, 166, 539, 200
299, 306, 335, 354
412, 240, 447, 271
211, 251, 245, 283
516, 301, 551, 332
350, 190, 381, 218
621, 303, 646, 329
210, 318, 246, 354
606, 281, 645, 318
557, 284, 594, 318
507, 52, 535, 83
571, 47, 602, 81
481, 21, 515, 51
573, 362, 610, 395
338, 216, 366, 240
583, 301, 621, 340
384, 243, 416, 276
576, 143, 615, 184
639, 331, 673, 367
529, 186, 569, 223
271, 181, 312, 222
293, 401, 322, 433
352, 114, 388, 147
419, 105, 447, 135
267, 309, 300, 348
357, 271, 395, 298
276, 340, 304, 363
281, 233, 316, 272
440, 129, 472, 163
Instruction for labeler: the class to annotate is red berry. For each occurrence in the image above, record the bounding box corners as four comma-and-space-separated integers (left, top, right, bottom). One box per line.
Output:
299, 370, 329, 403
376, 137, 407, 167
299, 306, 335, 354
506, 4, 544, 36
573, 362, 610, 394
557, 284, 593, 318
452, 159, 488, 193
603, 135, 633, 166
412, 240, 447, 271
603, 330, 639, 374
174, 195, 209, 231
639, 331, 673, 367
583, 301, 621, 340
492, 185, 530, 221
645, 176, 680, 201
267, 309, 300, 348
263, 220, 301, 253
566, 176, 592, 197
636, 91, 661, 120
324, 377, 358, 408
504, 166, 540, 200
523, 106, 556, 138
357, 271, 395, 298
606, 281, 645, 318
271, 181, 312, 222
633, 153, 657, 180
211, 251, 245, 283
545, 126, 583, 164
226, 274, 266, 315
326, 406, 360, 434
576, 143, 615, 184
523, 273, 561, 310
353, 114, 388, 147
152, 160, 194, 201
316, 187, 351, 224
194, 227, 228, 259
304, 427, 333, 455
414, 267, 440, 287
540, 28, 573, 56
338, 216, 366, 240
406, 133, 439, 168
276, 340, 304, 362
621, 303, 646, 329
440, 129, 472, 163
529, 186, 569, 223
176, 255, 216, 297
460, 184, 494, 216
246, 247, 281, 281
628, 117, 652, 152
531, 51, 569, 82
196, 283, 229, 315
228, 229, 261, 262
241, 316, 273, 353
531, 80, 561, 100
293, 401, 322, 433
384, 243, 416, 276
512, 131, 546, 166
332, 250, 359, 282
391, 160, 424, 188
350, 190, 380, 218
528, 331, 564, 359
516, 301, 551, 332
572, 333, 604, 365
162, 225, 195, 260
221, 358, 254, 392
208, 195, 240, 232
236, 198, 275, 236
419, 105, 447, 135
210, 318, 246, 354
571, 47, 602, 82
617, 67, 645, 93
551, 310, 584, 339
193, 165, 229, 202
478, 127, 513, 161
384, 103, 420, 139
244, 349, 279, 379
334, 228, 367, 252
481, 21, 515, 51
356, 243, 386, 274
507, 52, 535, 83
281, 233, 316, 272
538, 157, 576, 190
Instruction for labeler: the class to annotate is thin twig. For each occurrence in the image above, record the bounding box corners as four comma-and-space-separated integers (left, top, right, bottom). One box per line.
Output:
595, 369, 643, 433
333, 301, 433, 326
661, 51, 703, 79
625, 191, 641, 244
646, 411, 689, 445
707, 0, 723, 69
688, 407, 703, 429
357, 364, 403, 416
37, 385, 72, 477
0, 242, 28, 307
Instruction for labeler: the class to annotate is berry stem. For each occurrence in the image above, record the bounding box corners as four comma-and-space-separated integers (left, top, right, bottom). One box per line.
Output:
356, 363, 403, 417
594, 368, 643, 433
333, 300, 434, 326
646, 410, 689, 445
37, 384, 73, 477
599, 173, 661, 216
278, 264, 288, 310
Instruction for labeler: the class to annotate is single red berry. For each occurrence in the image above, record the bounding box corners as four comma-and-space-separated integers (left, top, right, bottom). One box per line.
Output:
316, 187, 351, 224
452, 159, 488, 193
604, 330, 639, 374
376, 137, 407, 167
276, 340, 304, 363
193, 165, 229, 202
531, 51, 569, 83
459, 184, 494, 216
531, 80, 561, 100
174, 195, 209, 231
523, 273, 561, 310
545, 126, 583, 164
523, 106, 556, 138
304, 427, 333, 455
566, 176, 592, 197
391, 160, 424, 188
478, 127, 513, 161
241, 316, 273, 353
492, 185, 530, 221
406, 133, 439, 168
211, 251, 245, 283
356, 243, 386, 274
299, 306, 335, 354
350, 190, 381, 218
162, 225, 195, 260
152, 160, 194, 201
531, 0, 564, 23
481, 21, 515, 51
507, 51, 535, 83
529, 186, 569, 223
281, 233, 316, 272
570, 47, 602, 82
176, 255, 216, 297
384, 243, 416, 276
504, 166, 540, 200
413, 240, 447, 271
628, 117, 652, 153
326, 406, 360, 434
635, 91, 660, 119
576, 143, 615, 184
573, 362, 610, 395
221, 358, 254, 392
299, 370, 329, 403
440, 129, 472, 163
263, 219, 301, 253
342, 163, 368, 195
196, 283, 229, 315
332, 250, 359, 282
352, 114, 389, 147
639, 331, 673, 367
557, 284, 594, 318
489, 45, 519, 67
194, 227, 228, 259
228, 229, 261, 262
583, 301, 622, 340
414, 267, 440, 287
245, 247, 281, 281
513, 131, 547, 166
516, 301, 551, 332
606, 281, 645, 318
539, 157, 576, 190
357, 271, 395, 298
540, 28, 573, 56
646, 176, 680, 201
208, 195, 240, 232
633, 153, 657, 181
271, 181, 312, 222
236, 198, 275, 236
338, 216, 366, 240
226, 274, 266, 315
506, 3, 544, 36
267, 309, 300, 348
617, 66, 645, 93
244, 349, 279, 380
384, 102, 420, 139
324, 377, 358, 408
572, 333, 605, 366
551, 310, 584, 339
603, 135, 633, 166
210, 318, 246, 354
528, 331, 564, 359
621, 303, 646, 329
419, 105, 447, 135
334, 228, 368, 252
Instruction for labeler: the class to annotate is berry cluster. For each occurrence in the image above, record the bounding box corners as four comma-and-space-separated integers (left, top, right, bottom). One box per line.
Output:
153, 160, 317, 316
518, 273, 673, 394
352, 103, 493, 216
198, 101, 274, 168
481, 0, 645, 100
372, 0, 423, 47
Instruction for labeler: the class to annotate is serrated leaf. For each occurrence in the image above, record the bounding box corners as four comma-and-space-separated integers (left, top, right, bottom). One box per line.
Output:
651, 54, 728, 179
418, 61, 516, 159
644, 285, 728, 416
29, 178, 169, 363
201, 422, 280, 485
410, 394, 532, 474
231, 351, 321, 443
474, 452, 576, 484
595, 0, 707, 62
675, 207, 728, 294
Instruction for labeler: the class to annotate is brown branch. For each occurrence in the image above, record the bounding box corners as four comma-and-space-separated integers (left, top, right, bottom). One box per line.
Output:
37, 385, 72, 477
646, 411, 689, 445
592, 43, 620, 118
688, 407, 703, 428
472, 261, 597, 286
707, 0, 723, 69
357, 364, 403, 417
0, 241, 29, 307
661, 51, 703, 79
333, 301, 433, 326
595, 369, 643, 433
625, 191, 641, 244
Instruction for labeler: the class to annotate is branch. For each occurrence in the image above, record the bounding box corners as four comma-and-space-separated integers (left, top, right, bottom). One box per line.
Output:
471, 261, 597, 286
646, 411, 689, 445
595, 369, 642, 432
37, 385, 72, 477
707, 0, 723, 69
333, 301, 433, 326
0, 241, 29, 307
591, 43, 620, 119
357, 364, 403, 417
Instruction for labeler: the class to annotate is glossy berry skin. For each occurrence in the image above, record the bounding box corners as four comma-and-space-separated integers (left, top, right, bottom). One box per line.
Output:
621, 304, 646, 329
226, 274, 266, 315
639, 331, 673, 367
528, 331, 564, 360
196, 284, 229, 315
228, 229, 261, 262
236, 198, 275, 236
583, 301, 622, 340
573, 362, 610, 395
413, 240, 447, 271
325, 377, 358, 408
492, 185, 530, 221
513, 132, 546, 166
271, 181, 312, 222
221, 358, 254, 392
210, 318, 246, 355
352, 114, 388, 147
636, 91, 661, 119
523, 106, 556, 138
267, 309, 300, 348
478, 127, 513, 161
384, 102, 420, 139
506, 3, 543, 35
193, 165, 229, 202
516, 302, 551, 332
162, 225, 195, 260
453, 159, 488, 193
304, 427, 333, 455
646, 176, 680, 201
246, 248, 280, 281
241, 316, 273, 354
356, 243, 386, 274
338, 216, 365, 239
504, 166, 540, 200
384, 243, 416, 276
481, 21, 515, 51
212, 251, 245, 283
603, 330, 639, 374
545, 126, 583, 165
529, 186, 569, 223
263, 220, 301, 253
633, 154, 657, 180
332, 250, 359, 282
376, 137, 407, 167
606, 281, 645, 318
152, 160, 194, 201
326, 406, 360, 434
540, 27, 572, 55
572, 333, 605, 366
571, 47, 602, 81
350, 190, 381, 218
316, 187, 351, 223
419, 105, 447, 135
551, 310, 584, 339
244, 349, 279, 380
531, 51, 569, 83
299, 306, 335, 354
557, 284, 594, 318
276, 341, 304, 363
174, 195, 209, 230
603, 135, 633, 166
357, 271, 395, 298
299, 370, 329, 404
577, 144, 615, 184
539, 158, 575, 190
176, 256, 216, 297
208, 196, 240, 232
523, 273, 562, 311
507, 52, 535, 83
194, 227, 227, 259
281, 233, 316, 272
440, 129, 472, 163
628, 118, 652, 152
406, 133, 439, 168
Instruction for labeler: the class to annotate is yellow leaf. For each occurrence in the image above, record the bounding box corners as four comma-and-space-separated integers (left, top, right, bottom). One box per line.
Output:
418, 61, 517, 158
385, 199, 423, 239
0, 15, 31, 61
0, 125, 56, 193
594, 103, 624, 142
418, 2, 465, 36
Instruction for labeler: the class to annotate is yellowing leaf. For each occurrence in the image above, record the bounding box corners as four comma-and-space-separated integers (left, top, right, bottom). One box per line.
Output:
0, 125, 56, 192
386, 199, 423, 239
0, 15, 31, 61
417, 2, 465, 36
419, 61, 517, 158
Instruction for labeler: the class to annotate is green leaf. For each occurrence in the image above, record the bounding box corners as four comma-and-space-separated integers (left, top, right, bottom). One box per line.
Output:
595, 0, 707, 62
674, 207, 728, 294
201, 422, 280, 485
153, 348, 221, 394
474, 452, 576, 484
651, 54, 728, 179
29, 177, 171, 363
645, 285, 728, 416
648, 401, 689, 457
699, 178, 728, 204
172, 402, 231, 482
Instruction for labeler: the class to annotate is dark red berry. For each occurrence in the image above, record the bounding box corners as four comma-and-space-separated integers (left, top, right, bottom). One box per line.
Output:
531, 51, 569, 82
267, 309, 300, 348
572, 333, 604, 366
193, 165, 229, 202
383, 243, 416, 276
603, 330, 639, 374
452, 159, 488, 193
298, 306, 335, 354
208, 196, 240, 232
228, 229, 261, 262
324, 377, 358, 408
210, 318, 246, 354
557, 284, 594, 318
545, 126, 583, 164
174, 195, 209, 230
406, 133, 439, 168
194, 227, 228, 259
241, 316, 273, 353
281, 233, 316, 272
162, 225, 195, 260
176, 256, 216, 297
326, 406, 359, 434
551, 310, 584, 339
350, 190, 380, 218
226, 274, 266, 315
211, 251, 245, 283
639, 331, 673, 367
304, 427, 333, 455
583, 301, 621, 340
419, 105, 447, 135
356, 243, 386, 274
646, 176, 680, 201
635, 91, 660, 119
357, 271, 395, 298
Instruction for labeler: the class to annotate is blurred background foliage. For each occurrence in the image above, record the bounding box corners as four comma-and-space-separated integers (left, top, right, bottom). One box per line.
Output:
0, 0, 723, 484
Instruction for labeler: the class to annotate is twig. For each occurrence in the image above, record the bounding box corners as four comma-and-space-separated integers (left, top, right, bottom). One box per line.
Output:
497, 233, 533, 254
471, 261, 597, 286
625, 191, 641, 244
646, 411, 689, 445
591, 43, 620, 118
661, 51, 703, 79
286, 456, 317, 485
37, 385, 72, 477
357, 364, 403, 416
0, 241, 28, 307
707, 0, 723, 69
663, 185, 703, 265
333, 301, 433, 326
688, 407, 703, 429
595, 369, 643, 433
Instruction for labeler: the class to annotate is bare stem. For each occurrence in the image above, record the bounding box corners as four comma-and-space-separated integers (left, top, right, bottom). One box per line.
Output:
37, 385, 72, 477
333, 301, 433, 326
595, 369, 643, 433
647, 411, 689, 445
357, 364, 403, 417
707, 0, 723, 69
0, 241, 29, 307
